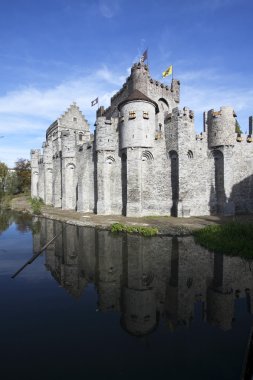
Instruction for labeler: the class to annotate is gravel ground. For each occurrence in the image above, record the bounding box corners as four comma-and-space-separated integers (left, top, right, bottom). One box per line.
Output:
10, 195, 253, 236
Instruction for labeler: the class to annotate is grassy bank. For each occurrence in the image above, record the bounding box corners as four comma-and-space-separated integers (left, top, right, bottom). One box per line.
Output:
111, 223, 158, 237
193, 222, 253, 259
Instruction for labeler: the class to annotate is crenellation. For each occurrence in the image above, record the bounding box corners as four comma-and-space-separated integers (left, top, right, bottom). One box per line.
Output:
31, 61, 253, 218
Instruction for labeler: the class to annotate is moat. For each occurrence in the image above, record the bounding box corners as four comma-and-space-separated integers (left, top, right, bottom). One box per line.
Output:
1, 211, 253, 380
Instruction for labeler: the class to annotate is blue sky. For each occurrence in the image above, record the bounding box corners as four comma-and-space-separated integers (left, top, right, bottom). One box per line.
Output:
0, 0, 252, 167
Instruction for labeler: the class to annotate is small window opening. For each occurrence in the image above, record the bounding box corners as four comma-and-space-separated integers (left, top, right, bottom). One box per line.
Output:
129, 111, 136, 120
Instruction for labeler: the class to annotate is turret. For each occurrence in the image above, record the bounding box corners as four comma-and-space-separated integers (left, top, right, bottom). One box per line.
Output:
128, 61, 149, 93
171, 79, 180, 103
207, 106, 236, 148
61, 130, 77, 210
118, 89, 157, 149
95, 112, 117, 152
165, 106, 195, 152
30, 149, 40, 198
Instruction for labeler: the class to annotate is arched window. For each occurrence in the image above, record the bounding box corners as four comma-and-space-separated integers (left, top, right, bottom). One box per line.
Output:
105, 156, 115, 164
187, 150, 193, 159
141, 150, 154, 161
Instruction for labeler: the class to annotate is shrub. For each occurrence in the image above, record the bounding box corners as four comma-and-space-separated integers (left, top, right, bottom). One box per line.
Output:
110, 223, 158, 237
30, 197, 44, 215
193, 222, 253, 259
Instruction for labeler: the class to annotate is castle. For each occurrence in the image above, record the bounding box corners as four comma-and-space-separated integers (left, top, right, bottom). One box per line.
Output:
31, 61, 253, 217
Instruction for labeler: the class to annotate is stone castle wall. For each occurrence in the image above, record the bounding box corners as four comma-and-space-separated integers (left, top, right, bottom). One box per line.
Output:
31, 62, 253, 217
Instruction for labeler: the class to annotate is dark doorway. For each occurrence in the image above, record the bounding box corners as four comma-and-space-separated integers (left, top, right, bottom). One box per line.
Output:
169, 151, 179, 216
121, 152, 127, 215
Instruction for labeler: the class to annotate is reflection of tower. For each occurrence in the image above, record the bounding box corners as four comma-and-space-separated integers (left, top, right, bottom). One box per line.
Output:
96, 230, 123, 312
121, 235, 157, 336
206, 253, 234, 331
165, 238, 179, 329
43, 220, 89, 298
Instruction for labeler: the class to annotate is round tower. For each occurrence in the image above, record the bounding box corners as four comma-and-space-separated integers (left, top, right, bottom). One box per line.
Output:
118, 89, 157, 149
207, 106, 236, 148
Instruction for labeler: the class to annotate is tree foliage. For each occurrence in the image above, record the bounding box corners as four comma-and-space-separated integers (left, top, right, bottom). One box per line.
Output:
14, 158, 31, 194
0, 161, 8, 196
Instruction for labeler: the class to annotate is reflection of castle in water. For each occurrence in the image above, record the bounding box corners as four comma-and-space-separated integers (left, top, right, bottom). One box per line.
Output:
34, 219, 253, 336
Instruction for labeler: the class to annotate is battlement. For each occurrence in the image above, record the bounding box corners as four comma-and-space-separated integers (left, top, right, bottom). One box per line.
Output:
168, 107, 194, 122
131, 61, 149, 74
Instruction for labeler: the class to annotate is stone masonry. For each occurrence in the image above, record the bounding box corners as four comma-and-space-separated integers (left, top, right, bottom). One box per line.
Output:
31, 61, 253, 217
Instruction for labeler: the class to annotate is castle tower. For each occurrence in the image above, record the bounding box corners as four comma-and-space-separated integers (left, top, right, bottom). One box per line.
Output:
61, 130, 77, 210
30, 149, 40, 198
95, 112, 119, 215
165, 107, 196, 217
43, 139, 53, 205
207, 107, 236, 215
128, 62, 150, 94
37, 152, 45, 200
207, 106, 236, 148
118, 90, 157, 216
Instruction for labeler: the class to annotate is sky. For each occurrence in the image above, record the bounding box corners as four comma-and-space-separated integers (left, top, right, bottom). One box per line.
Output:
0, 0, 252, 167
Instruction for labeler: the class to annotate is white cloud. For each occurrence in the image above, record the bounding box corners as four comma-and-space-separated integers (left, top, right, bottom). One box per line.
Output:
181, 83, 253, 131
0, 67, 125, 132
99, 0, 120, 18
0, 65, 127, 166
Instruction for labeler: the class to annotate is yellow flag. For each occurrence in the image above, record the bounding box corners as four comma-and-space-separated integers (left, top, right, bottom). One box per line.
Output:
162, 65, 173, 78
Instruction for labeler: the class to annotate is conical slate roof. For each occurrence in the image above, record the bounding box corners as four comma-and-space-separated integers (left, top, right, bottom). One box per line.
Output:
118, 89, 157, 109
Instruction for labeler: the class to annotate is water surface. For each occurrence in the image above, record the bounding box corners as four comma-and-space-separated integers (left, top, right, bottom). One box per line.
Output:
0, 211, 252, 380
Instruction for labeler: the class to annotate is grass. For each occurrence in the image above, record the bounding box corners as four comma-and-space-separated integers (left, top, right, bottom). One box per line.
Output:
193, 222, 253, 259
29, 197, 44, 215
110, 223, 158, 237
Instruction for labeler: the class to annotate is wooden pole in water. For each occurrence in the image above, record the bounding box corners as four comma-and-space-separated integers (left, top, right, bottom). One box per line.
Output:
11, 225, 66, 279
241, 324, 253, 380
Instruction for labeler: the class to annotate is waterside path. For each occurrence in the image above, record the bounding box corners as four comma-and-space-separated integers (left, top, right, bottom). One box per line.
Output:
10, 195, 253, 236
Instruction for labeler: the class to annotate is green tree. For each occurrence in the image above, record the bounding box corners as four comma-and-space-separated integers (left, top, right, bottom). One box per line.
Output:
5, 171, 19, 195
15, 158, 31, 194
0, 161, 8, 197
